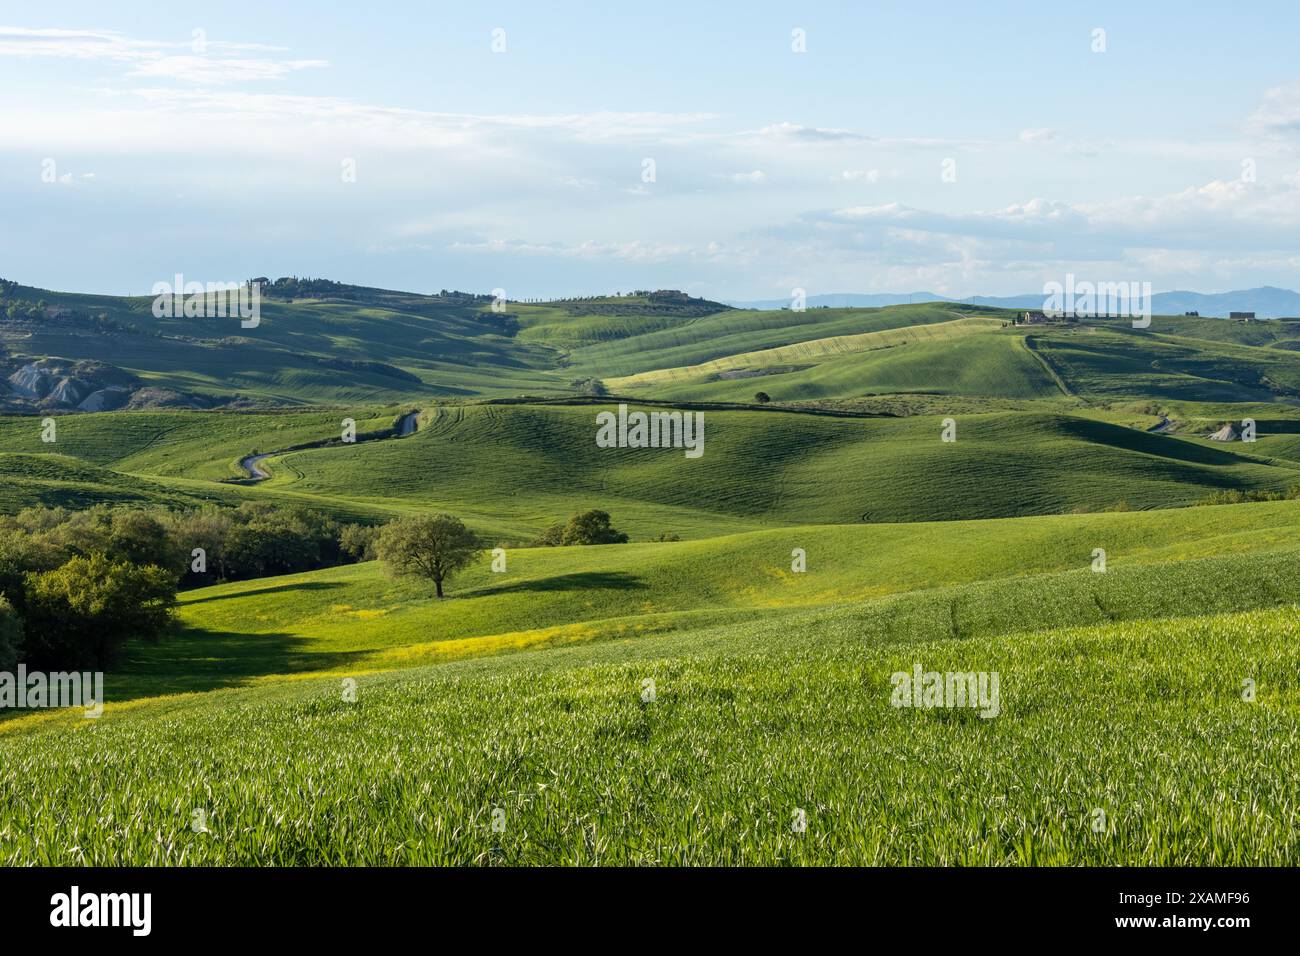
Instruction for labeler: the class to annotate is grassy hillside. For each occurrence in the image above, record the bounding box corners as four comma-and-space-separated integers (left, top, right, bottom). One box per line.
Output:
65, 498, 1300, 702
0, 407, 405, 480
2, 539, 1297, 864
510, 292, 732, 348
3, 284, 565, 404
3, 400, 1296, 533
0, 453, 258, 512
620, 331, 1066, 403
605, 316, 1003, 387
12, 282, 1300, 412
223, 403, 1300, 533
1032, 325, 1300, 403
564, 302, 970, 378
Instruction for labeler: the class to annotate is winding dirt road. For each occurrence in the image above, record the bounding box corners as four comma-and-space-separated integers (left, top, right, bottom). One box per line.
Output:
237, 410, 421, 482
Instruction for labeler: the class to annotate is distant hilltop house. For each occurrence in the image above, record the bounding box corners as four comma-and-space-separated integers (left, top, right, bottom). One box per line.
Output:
1016, 310, 1078, 325
1230, 311, 1255, 321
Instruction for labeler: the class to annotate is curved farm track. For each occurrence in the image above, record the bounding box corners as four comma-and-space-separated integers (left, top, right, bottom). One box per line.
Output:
236, 410, 422, 483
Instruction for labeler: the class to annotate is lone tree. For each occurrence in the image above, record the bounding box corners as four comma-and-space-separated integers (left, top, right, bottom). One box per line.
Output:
375, 513, 479, 598
754, 391, 771, 404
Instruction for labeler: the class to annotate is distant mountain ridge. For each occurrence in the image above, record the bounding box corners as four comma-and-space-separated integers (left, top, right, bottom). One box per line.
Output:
727, 286, 1300, 318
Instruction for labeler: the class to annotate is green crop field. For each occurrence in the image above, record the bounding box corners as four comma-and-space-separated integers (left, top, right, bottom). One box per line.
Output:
623, 332, 1069, 403
85, 502, 1300, 702
2, 287, 1299, 867
3, 542, 1297, 865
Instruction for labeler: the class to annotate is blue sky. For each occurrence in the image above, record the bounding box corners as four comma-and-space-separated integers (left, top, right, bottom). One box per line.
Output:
3, 1, 1300, 299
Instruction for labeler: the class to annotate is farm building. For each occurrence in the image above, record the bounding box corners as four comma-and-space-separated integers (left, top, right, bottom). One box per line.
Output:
1017, 310, 1078, 325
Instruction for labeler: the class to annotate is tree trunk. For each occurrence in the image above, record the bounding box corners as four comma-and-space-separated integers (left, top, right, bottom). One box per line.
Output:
435, 576, 444, 598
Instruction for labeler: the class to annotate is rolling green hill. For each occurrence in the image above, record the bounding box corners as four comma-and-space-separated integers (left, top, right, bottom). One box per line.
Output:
2, 282, 565, 405
1031, 325, 1300, 403
561, 302, 971, 377
6, 282, 1300, 868
88, 499, 1300, 700
3, 526, 1297, 864
11, 280, 1300, 412
3, 400, 1297, 535
605, 316, 1004, 387
198, 403, 1300, 532
0, 407, 404, 478
617, 330, 1066, 403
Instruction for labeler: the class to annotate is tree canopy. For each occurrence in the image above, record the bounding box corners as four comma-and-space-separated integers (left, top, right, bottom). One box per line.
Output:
375, 513, 480, 598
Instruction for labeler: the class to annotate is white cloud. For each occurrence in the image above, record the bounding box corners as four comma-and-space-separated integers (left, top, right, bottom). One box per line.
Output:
748, 171, 1300, 296
730, 170, 767, 184
0, 26, 323, 84
756, 122, 870, 142
0, 26, 159, 61
449, 238, 713, 263
1247, 80, 1300, 136
749, 122, 975, 151
1018, 127, 1060, 143
0, 84, 717, 157
126, 55, 327, 84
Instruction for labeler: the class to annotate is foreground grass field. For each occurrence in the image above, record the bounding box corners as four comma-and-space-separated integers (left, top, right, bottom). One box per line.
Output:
1, 588, 1294, 865
0, 499, 1297, 865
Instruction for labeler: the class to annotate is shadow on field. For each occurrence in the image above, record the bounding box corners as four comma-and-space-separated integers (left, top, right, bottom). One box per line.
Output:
1248, 419, 1300, 434
110, 624, 370, 702
109, 572, 649, 703
181, 580, 346, 606
470, 570, 648, 597
1060, 417, 1266, 465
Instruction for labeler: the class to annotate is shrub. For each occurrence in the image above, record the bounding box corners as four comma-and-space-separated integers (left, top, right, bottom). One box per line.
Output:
108, 510, 186, 572
559, 510, 629, 546
164, 506, 235, 581
0, 596, 21, 672
532, 522, 566, 547
223, 523, 320, 580
339, 524, 380, 562
22, 554, 175, 669
532, 510, 630, 546
0, 528, 66, 610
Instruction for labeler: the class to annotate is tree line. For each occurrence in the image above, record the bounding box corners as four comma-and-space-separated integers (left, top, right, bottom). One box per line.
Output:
0, 502, 379, 671
0, 504, 634, 674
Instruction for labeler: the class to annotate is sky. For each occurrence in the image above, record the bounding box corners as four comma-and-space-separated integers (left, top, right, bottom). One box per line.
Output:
3, 0, 1300, 301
